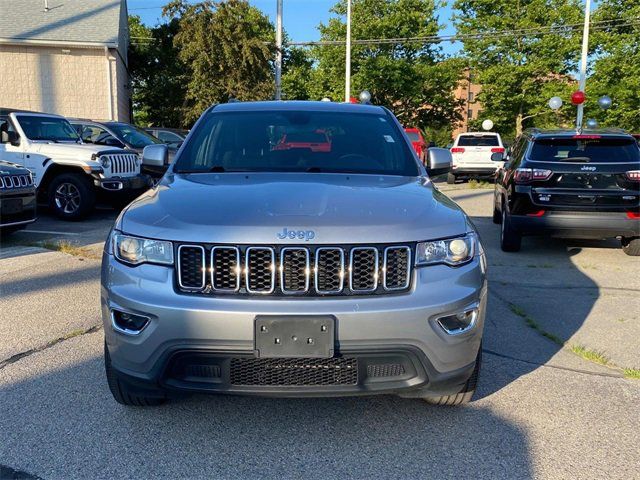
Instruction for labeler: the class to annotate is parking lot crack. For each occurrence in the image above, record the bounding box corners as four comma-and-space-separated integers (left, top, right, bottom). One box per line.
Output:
0, 325, 102, 370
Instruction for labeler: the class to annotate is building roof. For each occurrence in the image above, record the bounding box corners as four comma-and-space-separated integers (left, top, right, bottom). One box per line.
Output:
0, 0, 126, 47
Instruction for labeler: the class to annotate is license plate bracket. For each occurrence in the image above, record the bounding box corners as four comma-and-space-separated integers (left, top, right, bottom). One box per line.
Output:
254, 315, 335, 358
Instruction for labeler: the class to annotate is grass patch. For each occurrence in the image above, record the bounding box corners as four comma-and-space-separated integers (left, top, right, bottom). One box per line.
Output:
509, 303, 564, 345
570, 344, 610, 366
623, 368, 640, 380
468, 179, 493, 189
33, 240, 100, 259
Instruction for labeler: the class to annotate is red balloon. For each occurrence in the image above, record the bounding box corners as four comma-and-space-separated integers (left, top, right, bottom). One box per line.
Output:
571, 91, 586, 105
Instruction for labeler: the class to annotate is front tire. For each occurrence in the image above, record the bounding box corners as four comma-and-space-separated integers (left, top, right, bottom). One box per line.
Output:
622, 237, 640, 256
105, 343, 166, 407
446, 173, 456, 184
423, 349, 481, 406
500, 201, 521, 252
48, 173, 95, 220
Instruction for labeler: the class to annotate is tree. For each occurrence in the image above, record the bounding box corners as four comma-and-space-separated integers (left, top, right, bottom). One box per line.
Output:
309, 0, 463, 130
454, 0, 583, 137
164, 0, 275, 123
128, 15, 188, 127
586, 0, 640, 131
282, 47, 313, 100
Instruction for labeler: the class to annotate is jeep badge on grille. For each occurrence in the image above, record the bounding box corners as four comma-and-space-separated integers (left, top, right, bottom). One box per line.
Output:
277, 228, 316, 241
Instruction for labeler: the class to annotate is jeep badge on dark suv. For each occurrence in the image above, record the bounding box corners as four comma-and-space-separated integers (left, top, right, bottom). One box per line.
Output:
102, 101, 487, 407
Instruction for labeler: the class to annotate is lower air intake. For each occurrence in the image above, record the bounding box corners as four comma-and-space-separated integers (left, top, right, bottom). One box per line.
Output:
230, 357, 358, 386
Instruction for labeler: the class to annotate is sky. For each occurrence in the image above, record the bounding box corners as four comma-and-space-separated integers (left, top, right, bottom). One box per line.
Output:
128, 0, 460, 54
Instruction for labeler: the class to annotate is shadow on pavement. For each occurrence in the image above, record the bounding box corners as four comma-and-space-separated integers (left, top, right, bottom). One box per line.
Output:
0, 348, 533, 479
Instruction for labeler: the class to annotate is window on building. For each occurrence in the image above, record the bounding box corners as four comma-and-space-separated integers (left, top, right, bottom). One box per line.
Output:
468, 91, 474, 102
467, 109, 474, 120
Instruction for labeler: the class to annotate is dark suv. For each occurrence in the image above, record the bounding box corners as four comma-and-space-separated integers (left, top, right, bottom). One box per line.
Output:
493, 129, 640, 255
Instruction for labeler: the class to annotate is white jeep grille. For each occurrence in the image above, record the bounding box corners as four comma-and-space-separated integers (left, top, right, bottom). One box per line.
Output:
102, 153, 139, 178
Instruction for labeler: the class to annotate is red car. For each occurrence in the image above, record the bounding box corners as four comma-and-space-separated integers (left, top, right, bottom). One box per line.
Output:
404, 127, 427, 163
274, 130, 331, 153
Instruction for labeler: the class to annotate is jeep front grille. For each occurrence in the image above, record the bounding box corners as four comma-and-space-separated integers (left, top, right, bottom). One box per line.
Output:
0, 174, 32, 189
230, 357, 358, 386
103, 153, 139, 177
176, 244, 413, 297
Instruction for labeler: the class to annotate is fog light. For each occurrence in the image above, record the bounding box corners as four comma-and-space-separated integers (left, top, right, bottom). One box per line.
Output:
111, 309, 150, 335
436, 306, 478, 335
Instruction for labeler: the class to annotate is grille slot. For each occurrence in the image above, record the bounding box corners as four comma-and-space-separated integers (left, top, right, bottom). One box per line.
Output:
367, 363, 406, 378
383, 246, 411, 290
315, 248, 344, 294
177, 245, 205, 290
349, 247, 379, 292
211, 247, 240, 291
245, 247, 276, 294
230, 357, 358, 386
280, 248, 310, 293
104, 153, 138, 176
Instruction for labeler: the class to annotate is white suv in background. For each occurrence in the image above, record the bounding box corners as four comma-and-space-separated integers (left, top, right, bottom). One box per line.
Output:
448, 132, 505, 184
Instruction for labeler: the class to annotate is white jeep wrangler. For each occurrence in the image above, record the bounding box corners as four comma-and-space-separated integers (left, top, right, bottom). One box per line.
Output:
0, 111, 149, 220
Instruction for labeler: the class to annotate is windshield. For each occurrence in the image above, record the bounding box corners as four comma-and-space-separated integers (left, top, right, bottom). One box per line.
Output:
107, 123, 162, 149
406, 131, 421, 142
16, 115, 79, 142
175, 110, 419, 176
457, 135, 499, 147
530, 137, 640, 163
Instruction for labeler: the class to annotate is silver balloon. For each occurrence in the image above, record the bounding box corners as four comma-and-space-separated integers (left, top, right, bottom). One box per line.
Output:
548, 96, 563, 110
598, 95, 612, 110
586, 118, 599, 129
359, 90, 372, 104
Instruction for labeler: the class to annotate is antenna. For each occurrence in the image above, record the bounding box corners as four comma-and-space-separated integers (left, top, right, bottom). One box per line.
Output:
44, 0, 49, 12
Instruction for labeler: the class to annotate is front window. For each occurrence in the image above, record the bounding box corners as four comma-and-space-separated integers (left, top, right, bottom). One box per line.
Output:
106, 123, 162, 149
157, 130, 184, 143
530, 137, 640, 163
406, 131, 421, 142
175, 110, 419, 176
16, 115, 79, 142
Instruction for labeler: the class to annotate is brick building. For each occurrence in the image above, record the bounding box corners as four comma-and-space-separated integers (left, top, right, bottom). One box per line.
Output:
452, 69, 482, 138
0, 0, 130, 121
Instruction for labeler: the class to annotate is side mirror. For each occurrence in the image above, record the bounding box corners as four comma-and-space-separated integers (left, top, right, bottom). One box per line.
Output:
490, 152, 504, 162
1, 130, 20, 146
426, 147, 452, 176
142, 144, 168, 167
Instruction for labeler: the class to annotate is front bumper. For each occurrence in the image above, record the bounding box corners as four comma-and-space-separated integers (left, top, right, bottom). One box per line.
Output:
102, 252, 487, 397
511, 211, 640, 239
0, 190, 37, 227
94, 174, 151, 192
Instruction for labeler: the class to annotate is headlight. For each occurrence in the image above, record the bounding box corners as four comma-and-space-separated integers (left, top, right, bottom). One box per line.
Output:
416, 233, 476, 267
100, 156, 111, 168
113, 232, 173, 266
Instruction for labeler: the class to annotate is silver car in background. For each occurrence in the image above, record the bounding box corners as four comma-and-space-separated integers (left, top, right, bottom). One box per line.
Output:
102, 101, 487, 407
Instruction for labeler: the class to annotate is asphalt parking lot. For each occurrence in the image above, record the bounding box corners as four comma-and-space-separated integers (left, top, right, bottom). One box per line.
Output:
1, 182, 639, 480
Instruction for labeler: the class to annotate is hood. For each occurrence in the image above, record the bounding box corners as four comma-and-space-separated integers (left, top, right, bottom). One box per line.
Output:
0, 160, 30, 174
30, 142, 125, 160
121, 173, 468, 244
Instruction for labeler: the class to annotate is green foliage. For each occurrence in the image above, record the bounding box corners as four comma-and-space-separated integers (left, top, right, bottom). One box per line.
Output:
309, 0, 463, 130
164, 0, 276, 124
453, 0, 583, 137
282, 47, 313, 100
128, 15, 188, 127
586, 0, 640, 131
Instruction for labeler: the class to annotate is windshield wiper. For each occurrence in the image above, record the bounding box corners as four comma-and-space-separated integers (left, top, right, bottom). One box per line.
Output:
209, 165, 226, 172
306, 167, 322, 172
559, 156, 591, 162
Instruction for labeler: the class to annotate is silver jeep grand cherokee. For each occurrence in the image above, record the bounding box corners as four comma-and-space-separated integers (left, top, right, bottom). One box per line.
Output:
102, 101, 487, 407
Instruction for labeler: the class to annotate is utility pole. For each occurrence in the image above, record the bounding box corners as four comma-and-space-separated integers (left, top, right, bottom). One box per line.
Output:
576, 0, 591, 129
275, 0, 283, 100
345, 0, 351, 102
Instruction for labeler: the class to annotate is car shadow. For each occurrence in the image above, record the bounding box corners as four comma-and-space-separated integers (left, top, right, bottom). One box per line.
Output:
0, 348, 534, 479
